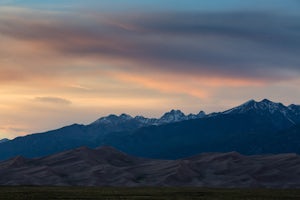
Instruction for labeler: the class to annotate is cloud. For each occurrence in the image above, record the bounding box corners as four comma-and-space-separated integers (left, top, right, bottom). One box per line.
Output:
1, 8, 300, 82
34, 97, 72, 105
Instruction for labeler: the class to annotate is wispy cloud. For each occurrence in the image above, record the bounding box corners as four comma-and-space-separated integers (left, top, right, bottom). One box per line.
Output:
34, 97, 72, 105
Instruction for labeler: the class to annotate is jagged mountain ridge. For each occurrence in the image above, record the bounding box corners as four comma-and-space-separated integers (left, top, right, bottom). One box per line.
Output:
0, 99, 300, 161
223, 99, 300, 124
1, 146, 300, 188
220, 99, 300, 131
91, 109, 206, 126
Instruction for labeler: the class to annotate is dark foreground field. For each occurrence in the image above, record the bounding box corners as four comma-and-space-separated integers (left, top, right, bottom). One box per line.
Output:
1, 187, 300, 200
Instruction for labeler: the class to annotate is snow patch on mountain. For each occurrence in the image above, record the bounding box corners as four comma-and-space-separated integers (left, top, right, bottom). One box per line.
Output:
223, 99, 300, 124
91, 109, 206, 126
90, 99, 300, 129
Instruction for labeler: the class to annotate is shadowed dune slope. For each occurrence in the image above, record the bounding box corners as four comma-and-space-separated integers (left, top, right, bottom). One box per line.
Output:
1, 146, 300, 188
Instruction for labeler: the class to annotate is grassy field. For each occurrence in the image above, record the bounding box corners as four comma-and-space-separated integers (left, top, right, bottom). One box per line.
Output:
0, 187, 300, 200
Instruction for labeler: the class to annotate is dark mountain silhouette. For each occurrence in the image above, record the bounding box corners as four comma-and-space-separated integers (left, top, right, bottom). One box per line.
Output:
0, 110, 205, 160
1, 146, 300, 188
0, 99, 300, 160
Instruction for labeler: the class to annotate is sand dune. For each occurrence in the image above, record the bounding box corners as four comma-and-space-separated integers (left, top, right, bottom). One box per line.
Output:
1, 146, 300, 188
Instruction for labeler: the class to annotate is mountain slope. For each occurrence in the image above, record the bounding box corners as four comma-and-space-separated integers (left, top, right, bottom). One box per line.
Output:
102, 113, 286, 158
1, 146, 300, 188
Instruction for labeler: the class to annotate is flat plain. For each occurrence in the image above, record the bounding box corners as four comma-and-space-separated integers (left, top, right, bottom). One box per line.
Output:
1, 187, 300, 200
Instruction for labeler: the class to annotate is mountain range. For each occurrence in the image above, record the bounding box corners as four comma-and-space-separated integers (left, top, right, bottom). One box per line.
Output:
1, 99, 300, 161
0, 109, 206, 160
1, 146, 300, 188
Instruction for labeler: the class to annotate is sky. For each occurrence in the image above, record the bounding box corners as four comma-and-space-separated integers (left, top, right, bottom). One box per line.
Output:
1, 0, 300, 138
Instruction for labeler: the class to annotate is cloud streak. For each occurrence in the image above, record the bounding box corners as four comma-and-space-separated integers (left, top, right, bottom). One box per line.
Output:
34, 97, 72, 105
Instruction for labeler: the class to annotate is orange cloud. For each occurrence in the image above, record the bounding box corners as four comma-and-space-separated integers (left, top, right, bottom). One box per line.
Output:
1, 6, 298, 84
107, 70, 266, 100
107, 72, 206, 99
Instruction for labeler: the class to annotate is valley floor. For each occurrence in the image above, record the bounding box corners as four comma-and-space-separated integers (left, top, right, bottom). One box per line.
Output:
0, 187, 300, 200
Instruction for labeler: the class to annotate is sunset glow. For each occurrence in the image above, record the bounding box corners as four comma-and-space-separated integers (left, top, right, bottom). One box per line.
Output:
1, 0, 300, 138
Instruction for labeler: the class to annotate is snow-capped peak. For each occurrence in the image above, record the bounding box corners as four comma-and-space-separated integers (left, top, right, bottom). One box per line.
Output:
223, 99, 292, 115
257, 99, 286, 112
288, 104, 300, 111
158, 109, 206, 123
220, 99, 300, 125
159, 110, 186, 123
91, 109, 207, 126
91, 113, 133, 125
187, 111, 206, 120
166, 109, 185, 117
197, 111, 206, 117
119, 113, 133, 120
